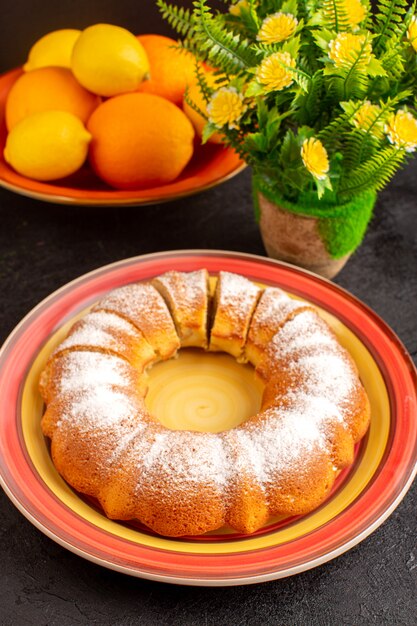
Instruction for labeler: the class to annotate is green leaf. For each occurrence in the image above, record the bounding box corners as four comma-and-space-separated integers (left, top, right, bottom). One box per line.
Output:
281, 35, 301, 59
374, 0, 410, 52
157, 0, 196, 37
292, 70, 324, 124
316, 175, 333, 199
367, 56, 387, 78
319, 0, 351, 32
281, 0, 299, 16
245, 80, 265, 97
202, 121, 220, 143
279, 129, 302, 164
244, 132, 269, 153
311, 28, 335, 53
257, 98, 269, 128
338, 146, 407, 200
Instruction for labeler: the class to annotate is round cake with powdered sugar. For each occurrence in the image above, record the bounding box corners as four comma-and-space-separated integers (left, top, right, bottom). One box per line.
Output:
39, 269, 370, 536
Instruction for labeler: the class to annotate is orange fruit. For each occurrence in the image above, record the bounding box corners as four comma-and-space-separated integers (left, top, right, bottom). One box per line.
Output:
87, 92, 195, 189
5, 67, 100, 131
137, 34, 198, 105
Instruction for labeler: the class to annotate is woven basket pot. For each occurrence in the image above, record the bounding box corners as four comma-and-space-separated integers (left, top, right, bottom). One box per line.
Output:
256, 185, 377, 280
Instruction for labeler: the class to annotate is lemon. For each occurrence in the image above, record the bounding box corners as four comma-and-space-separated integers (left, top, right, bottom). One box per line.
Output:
4, 110, 91, 181
71, 24, 150, 96
23, 29, 81, 71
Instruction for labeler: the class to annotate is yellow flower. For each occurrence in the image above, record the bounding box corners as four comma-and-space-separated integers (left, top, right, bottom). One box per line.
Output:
301, 138, 330, 180
257, 52, 296, 92
325, 0, 367, 30
407, 15, 417, 53
385, 110, 417, 153
229, 0, 249, 17
207, 87, 246, 129
353, 101, 382, 132
257, 12, 298, 44
344, 0, 367, 28
328, 33, 372, 68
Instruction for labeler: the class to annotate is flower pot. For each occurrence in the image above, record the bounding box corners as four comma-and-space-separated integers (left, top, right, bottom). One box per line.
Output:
255, 183, 377, 280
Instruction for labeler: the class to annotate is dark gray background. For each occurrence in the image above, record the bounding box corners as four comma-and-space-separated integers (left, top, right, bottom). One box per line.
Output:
0, 1, 416, 625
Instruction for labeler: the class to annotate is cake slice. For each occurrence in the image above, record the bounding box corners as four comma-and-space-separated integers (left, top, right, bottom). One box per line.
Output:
152, 269, 210, 348
209, 271, 262, 361
93, 282, 180, 360
245, 287, 314, 366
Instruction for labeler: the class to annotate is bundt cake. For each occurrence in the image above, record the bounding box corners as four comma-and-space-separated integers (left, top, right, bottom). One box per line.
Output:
39, 269, 370, 536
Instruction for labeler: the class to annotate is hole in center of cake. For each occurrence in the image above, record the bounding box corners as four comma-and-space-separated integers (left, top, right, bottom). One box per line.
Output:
145, 349, 264, 433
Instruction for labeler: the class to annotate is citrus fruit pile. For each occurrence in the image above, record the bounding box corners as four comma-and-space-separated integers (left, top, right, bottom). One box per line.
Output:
3, 24, 220, 189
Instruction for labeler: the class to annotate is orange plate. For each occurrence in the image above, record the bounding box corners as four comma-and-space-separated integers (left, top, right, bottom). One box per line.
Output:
0, 68, 245, 206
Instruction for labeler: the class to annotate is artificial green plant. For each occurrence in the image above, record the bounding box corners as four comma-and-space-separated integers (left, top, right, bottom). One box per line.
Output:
158, 0, 417, 256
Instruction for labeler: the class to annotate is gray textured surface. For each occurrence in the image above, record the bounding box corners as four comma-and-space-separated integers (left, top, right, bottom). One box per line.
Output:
0, 163, 416, 626
0, 0, 416, 622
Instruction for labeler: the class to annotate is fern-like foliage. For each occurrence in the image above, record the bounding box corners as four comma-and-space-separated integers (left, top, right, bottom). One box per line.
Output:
323, 34, 383, 100
325, 65, 369, 102
338, 146, 407, 200
319, 0, 351, 32
292, 71, 324, 124
194, 63, 213, 103
341, 130, 381, 172
225, 0, 260, 36
159, 0, 417, 207
318, 103, 364, 150
192, 0, 260, 74
374, 0, 410, 51
156, 0, 196, 38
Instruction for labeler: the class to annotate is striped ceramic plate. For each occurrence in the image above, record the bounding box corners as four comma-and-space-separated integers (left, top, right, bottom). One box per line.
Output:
0, 250, 416, 585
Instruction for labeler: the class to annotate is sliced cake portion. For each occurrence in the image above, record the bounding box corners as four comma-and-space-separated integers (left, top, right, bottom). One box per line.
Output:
245, 287, 314, 367
152, 269, 210, 348
39, 350, 144, 405
39, 310, 157, 400
93, 282, 180, 360
258, 310, 371, 443
209, 271, 262, 361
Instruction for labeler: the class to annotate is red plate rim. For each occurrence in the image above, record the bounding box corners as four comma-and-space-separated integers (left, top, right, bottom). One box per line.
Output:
0, 250, 416, 585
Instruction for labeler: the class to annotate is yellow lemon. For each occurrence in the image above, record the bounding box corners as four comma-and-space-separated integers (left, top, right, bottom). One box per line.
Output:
183, 71, 225, 144
23, 29, 81, 71
4, 110, 91, 181
71, 24, 150, 96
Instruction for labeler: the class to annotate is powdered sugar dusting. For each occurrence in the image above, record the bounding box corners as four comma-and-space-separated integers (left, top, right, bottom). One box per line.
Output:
249, 287, 310, 347
81, 310, 141, 337
269, 314, 335, 358
136, 430, 230, 493
56, 325, 127, 355
216, 271, 261, 324
94, 283, 176, 334
230, 401, 329, 486
106, 423, 148, 467
41, 270, 367, 534
291, 351, 355, 409
58, 387, 141, 432
52, 351, 136, 396
155, 269, 207, 310
93, 282, 179, 358
153, 270, 209, 347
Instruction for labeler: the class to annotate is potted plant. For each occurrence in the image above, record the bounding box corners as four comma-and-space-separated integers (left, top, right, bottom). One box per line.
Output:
159, 0, 417, 278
